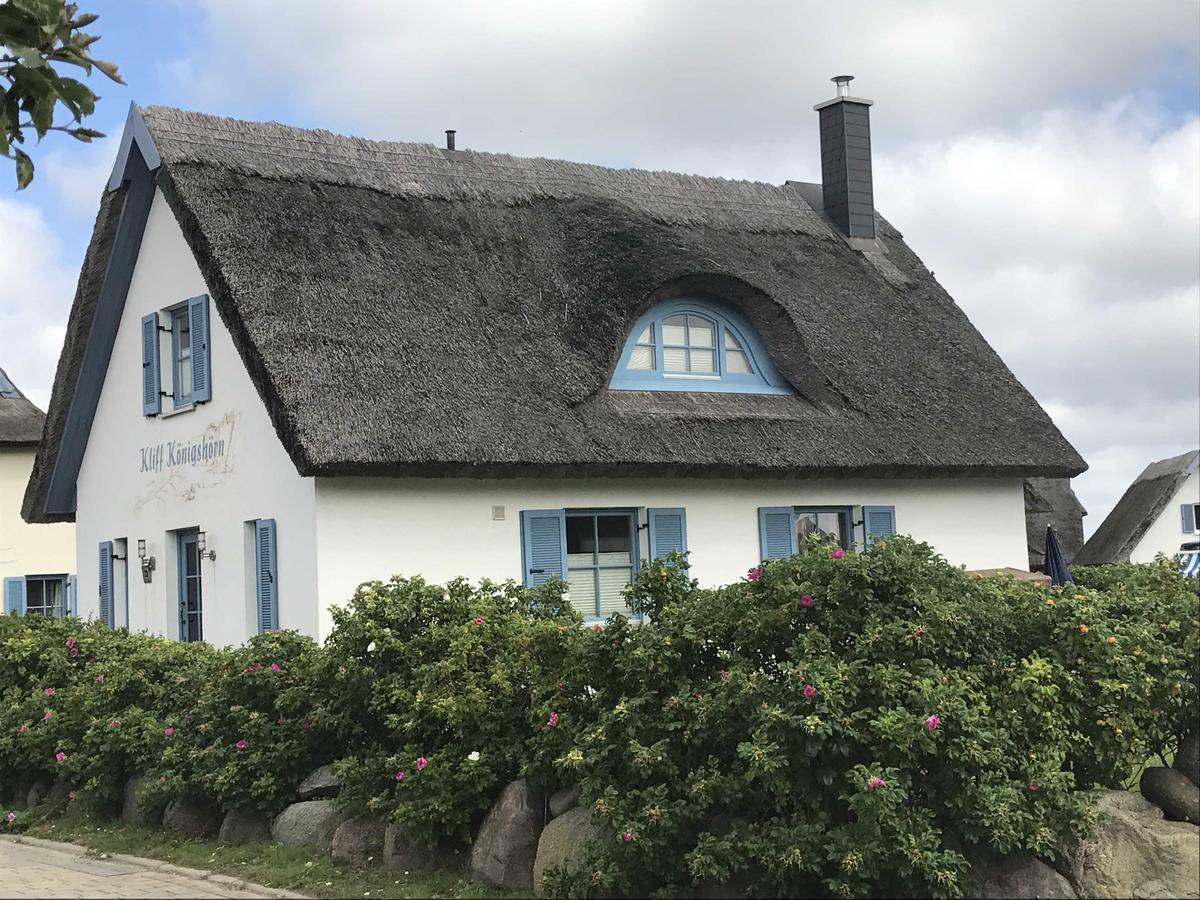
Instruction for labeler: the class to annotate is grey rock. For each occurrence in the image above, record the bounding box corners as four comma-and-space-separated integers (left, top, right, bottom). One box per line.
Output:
332, 816, 385, 866
4, 782, 29, 809
532, 808, 604, 897
1175, 730, 1199, 788
122, 775, 164, 828
64, 791, 97, 821
162, 798, 222, 838
297, 764, 341, 800
1056, 790, 1199, 900
271, 799, 346, 851
383, 823, 463, 872
46, 782, 71, 808
1140, 766, 1200, 824
470, 779, 544, 891
218, 808, 271, 843
25, 781, 48, 810
548, 786, 580, 819
969, 850, 1077, 899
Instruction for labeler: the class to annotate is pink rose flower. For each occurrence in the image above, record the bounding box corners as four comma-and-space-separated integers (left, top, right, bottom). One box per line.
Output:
803, 684, 816, 699
416, 756, 428, 771
925, 714, 940, 731
65, 638, 75, 649
721, 670, 731, 680
593, 623, 602, 633
69, 647, 78, 657
303, 718, 313, 730
5, 812, 14, 823
1027, 782, 1040, 792
54, 751, 66, 762
622, 831, 632, 842
42, 710, 52, 722
867, 776, 886, 789
747, 566, 763, 582
395, 770, 405, 782
95, 674, 105, 683
474, 616, 484, 626
183, 714, 193, 723
18, 724, 29, 734
547, 711, 559, 727
163, 727, 174, 737
44, 687, 55, 697
800, 594, 814, 608
235, 739, 247, 750
270, 662, 282, 673
832, 548, 845, 559
109, 719, 121, 729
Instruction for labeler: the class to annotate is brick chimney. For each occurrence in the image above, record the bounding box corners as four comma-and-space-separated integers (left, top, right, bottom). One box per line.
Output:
814, 75, 875, 239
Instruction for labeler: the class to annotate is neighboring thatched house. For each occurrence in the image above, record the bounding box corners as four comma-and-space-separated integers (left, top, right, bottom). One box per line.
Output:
1024, 477, 1087, 571
22, 81, 1085, 644
1076, 450, 1200, 565
2, 367, 76, 616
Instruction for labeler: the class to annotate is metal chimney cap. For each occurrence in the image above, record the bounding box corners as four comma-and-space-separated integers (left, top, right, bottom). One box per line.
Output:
814, 75, 873, 110
445, 129, 457, 151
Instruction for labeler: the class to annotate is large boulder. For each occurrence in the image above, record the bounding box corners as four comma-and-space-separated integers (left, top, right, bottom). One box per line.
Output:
1056, 790, 1200, 900
25, 781, 49, 810
332, 816, 385, 866
219, 808, 271, 843
1175, 731, 1199, 787
532, 808, 605, 897
163, 798, 222, 838
1140, 766, 1200, 824
297, 765, 341, 800
470, 779, 545, 890
383, 823, 463, 872
271, 799, 346, 851
122, 775, 164, 828
968, 850, 1076, 899
548, 786, 580, 820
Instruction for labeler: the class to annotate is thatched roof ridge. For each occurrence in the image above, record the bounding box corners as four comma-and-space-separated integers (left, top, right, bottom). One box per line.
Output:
0, 367, 45, 447
1076, 449, 1199, 564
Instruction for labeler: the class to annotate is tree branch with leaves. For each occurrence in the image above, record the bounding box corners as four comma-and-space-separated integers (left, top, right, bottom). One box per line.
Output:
1, 0, 122, 189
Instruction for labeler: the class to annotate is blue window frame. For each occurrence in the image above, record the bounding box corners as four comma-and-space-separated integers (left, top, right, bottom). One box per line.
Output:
610, 299, 790, 394
23, 575, 68, 617
177, 529, 203, 642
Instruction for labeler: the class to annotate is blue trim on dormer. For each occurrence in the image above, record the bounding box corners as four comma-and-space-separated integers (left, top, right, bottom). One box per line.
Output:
609, 298, 791, 395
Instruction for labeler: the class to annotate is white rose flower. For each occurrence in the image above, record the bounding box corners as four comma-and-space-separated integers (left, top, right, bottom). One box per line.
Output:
467, 750, 481, 762
366, 640, 377, 653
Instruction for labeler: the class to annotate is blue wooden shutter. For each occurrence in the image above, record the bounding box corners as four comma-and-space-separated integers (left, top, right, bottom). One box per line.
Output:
758, 507, 796, 560
188, 294, 211, 403
1182, 504, 1197, 533
864, 506, 897, 545
520, 509, 567, 587
4, 577, 26, 616
68, 576, 78, 617
141, 313, 161, 415
98, 541, 114, 627
648, 508, 688, 560
255, 518, 278, 632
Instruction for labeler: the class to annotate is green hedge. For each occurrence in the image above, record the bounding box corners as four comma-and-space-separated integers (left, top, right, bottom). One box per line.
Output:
2, 539, 1196, 898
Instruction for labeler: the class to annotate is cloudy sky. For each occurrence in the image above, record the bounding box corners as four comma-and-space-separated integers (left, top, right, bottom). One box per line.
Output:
1, 0, 1197, 533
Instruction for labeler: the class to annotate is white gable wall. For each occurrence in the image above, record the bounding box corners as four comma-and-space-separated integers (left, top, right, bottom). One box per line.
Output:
313, 475, 1027, 640
1129, 469, 1200, 563
74, 189, 318, 645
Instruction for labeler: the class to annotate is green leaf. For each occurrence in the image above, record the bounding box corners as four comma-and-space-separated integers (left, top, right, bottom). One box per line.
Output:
92, 58, 123, 84
67, 126, 103, 142
14, 147, 34, 189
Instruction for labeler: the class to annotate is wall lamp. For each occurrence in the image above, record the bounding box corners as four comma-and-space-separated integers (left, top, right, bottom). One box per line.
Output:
197, 532, 217, 562
137, 539, 156, 584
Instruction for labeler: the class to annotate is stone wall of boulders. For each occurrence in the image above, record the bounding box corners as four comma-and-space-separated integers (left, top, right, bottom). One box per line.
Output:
6, 730, 1198, 898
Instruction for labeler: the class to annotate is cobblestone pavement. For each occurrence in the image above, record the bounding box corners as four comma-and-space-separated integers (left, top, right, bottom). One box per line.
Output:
0, 836, 304, 899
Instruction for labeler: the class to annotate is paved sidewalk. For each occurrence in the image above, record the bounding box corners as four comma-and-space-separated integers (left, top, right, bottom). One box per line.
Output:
0, 835, 305, 899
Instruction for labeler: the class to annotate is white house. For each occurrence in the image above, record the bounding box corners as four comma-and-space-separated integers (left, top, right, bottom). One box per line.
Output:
1076, 449, 1200, 567
2, 368, 76, 615
22, 82, 1086, 644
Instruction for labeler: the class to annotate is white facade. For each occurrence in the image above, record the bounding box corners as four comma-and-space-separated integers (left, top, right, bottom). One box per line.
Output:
1129, 470, 1200, 563
71, 187, 1031, 645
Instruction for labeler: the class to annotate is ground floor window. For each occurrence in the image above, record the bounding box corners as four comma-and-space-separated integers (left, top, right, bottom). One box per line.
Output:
24, 575, 68, 617
567, 511, 638, 619
758, 504, 896, 561
177, 529, 203, 641
795, 507, 852, 552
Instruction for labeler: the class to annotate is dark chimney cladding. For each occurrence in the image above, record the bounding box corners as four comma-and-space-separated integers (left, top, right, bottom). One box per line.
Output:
814, 76, 875, 239
445, 129, 456, 151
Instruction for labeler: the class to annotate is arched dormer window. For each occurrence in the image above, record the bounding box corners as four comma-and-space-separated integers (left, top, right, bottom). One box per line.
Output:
610, 299, 790, 395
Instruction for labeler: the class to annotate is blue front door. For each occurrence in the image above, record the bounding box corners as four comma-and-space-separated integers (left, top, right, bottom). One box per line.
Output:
177, 530, 203, 642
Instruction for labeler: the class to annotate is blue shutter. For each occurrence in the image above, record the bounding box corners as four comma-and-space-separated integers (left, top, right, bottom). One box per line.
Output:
255, 518, 278, 632
98, 541, 114, 627
864, 506, 897, 545
4, 577, 26, 616
758, 507, 797, 560
648, 508, 688, 560
520, 509, 567, 587
1182, 504, 1197, 534
68, 576, 78, 617
141, 313, 161, 416
188, 294, 211, 403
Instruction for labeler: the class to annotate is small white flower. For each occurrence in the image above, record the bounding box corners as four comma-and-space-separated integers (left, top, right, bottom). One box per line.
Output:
366, 640, 377, 653
305, 861, 314, 868
561, 591, 571, 603
467, 750, 481, 762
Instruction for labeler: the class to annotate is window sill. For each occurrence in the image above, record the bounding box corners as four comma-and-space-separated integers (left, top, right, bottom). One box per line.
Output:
161, 403, 198, 419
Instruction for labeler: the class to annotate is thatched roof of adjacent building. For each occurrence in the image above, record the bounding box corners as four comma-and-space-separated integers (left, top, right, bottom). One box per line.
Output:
1076, 449, 1199, 564
0, 367, 45, 447
1024, 477, 1087, 570
24, 105, 1085, 522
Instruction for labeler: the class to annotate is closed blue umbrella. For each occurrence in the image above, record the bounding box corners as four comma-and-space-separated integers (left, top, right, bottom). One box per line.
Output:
1044, 524, 1073, 586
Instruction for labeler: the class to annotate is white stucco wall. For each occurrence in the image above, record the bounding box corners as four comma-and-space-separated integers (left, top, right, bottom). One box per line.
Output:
313, 475, 1028, 639
0, 447, 75, 580
1129, 470, 1200, 563
74, 189, 318, 646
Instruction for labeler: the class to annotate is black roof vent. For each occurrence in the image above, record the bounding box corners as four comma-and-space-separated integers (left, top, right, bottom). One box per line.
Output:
814, 75, 875, 239
445, 129, 456, 151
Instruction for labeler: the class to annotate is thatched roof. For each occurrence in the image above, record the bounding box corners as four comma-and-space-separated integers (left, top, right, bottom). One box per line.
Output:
1024, 477, 1087, 570
0, 367, 45, 447
24, 105, 1086, 521
1076, 449, 1199, 564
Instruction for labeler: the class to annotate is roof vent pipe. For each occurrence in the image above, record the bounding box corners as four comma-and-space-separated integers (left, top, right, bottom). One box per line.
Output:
445, 129, 456, 151
814, 75, 875, 239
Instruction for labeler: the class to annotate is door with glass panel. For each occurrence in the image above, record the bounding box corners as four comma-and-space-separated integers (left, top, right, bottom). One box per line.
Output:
565, 511, 638, 620
177, 529, 203, 642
